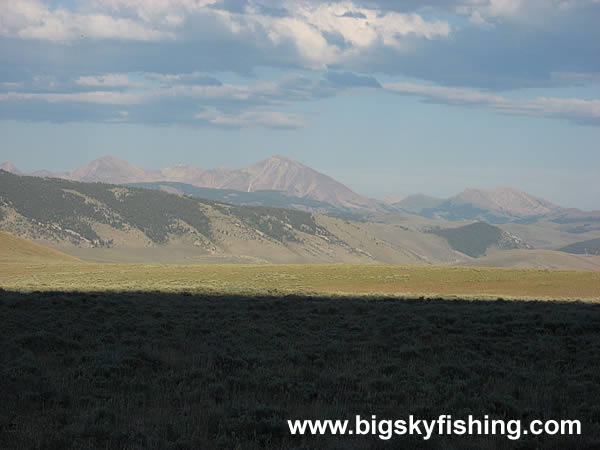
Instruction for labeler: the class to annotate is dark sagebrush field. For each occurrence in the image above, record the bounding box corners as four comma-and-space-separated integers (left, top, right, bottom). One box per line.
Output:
1, 290, 599, 449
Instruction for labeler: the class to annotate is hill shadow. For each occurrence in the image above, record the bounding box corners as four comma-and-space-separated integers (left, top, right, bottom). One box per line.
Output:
1, 290, 599, 449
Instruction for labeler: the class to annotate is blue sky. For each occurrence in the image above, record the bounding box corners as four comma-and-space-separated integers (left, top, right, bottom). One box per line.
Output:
1, 0, 599, 209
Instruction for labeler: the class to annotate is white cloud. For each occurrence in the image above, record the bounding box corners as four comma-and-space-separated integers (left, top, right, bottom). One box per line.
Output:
146, 72, 218, 83
195, 108, 306, 129
91, 0, 218, 25
0, 91, 143, 105
0, 81, 23, 89
455, 0, 600, 24
0, 0, 172, 42
227, 2, 452, 68
0, 72, 319, 107
384, 81, 600, 124
3, 70, 599, 127
0, 1, 451, 69
75, 74, 140, 87
252, 14, 340, 70
106, 110, 131, 122
292, 1, 451, 44
0, 72, 329, 125
550, 71, 600, 85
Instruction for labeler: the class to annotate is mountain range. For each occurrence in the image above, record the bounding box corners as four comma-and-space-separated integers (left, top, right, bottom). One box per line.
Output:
394, 188, 566, 224
2, 168, 600, 269
2, 156, 376, 213
2, 155, 598, 225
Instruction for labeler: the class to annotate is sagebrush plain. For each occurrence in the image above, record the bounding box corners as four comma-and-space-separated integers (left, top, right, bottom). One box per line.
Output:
1, 262, 600, 448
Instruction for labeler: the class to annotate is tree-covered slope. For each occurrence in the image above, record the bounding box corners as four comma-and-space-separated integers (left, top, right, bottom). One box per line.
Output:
0, 170, 213, 245
0, 170, 328, 246
428, 222, 528, 257
0, 170, 348, 261
559, 238, 600, 255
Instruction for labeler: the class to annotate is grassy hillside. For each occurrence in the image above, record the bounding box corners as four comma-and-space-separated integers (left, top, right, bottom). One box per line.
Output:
464, 249, 600, 271
559, 237, 600, 255
0, 231, 81, 263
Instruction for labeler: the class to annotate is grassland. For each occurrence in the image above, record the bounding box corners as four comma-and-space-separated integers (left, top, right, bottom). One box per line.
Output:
1, 262, 599, 301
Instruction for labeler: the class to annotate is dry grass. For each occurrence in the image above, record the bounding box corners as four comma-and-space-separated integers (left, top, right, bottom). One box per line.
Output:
1, 262, 599, 301
0, 232, 81, 263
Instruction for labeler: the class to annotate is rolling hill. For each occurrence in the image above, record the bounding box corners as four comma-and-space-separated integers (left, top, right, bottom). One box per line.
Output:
559, 238, 600, 256
0, 170, 461, 265
0, 231, 81, 263
463, 249, 600, 271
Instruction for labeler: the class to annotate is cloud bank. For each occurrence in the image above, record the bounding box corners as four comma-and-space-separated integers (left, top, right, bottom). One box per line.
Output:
0, 0, 598, 127
384, 82, 600, 125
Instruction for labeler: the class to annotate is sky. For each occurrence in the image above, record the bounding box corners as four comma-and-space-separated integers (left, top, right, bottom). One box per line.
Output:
0, 0, 599, 210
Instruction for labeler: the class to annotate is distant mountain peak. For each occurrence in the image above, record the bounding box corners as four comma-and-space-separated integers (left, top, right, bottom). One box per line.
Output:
86, 155, 135, 167
241, 156, 376, 210
251, 155, 307, 169
454, 187, 559, 217
0, 162, 23, 175
98, 155, 124, 162
267, 154, 296, 162
68, 155, 156, 184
